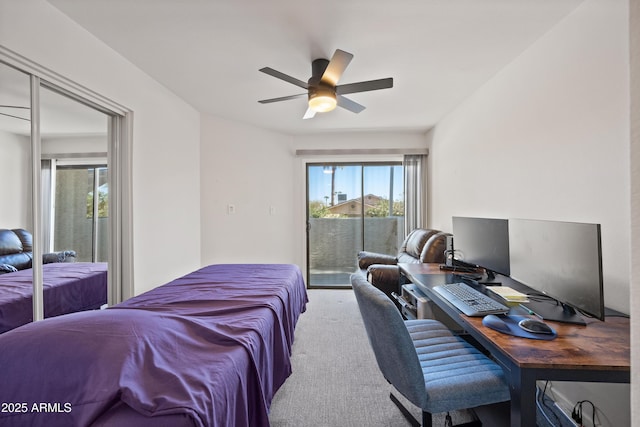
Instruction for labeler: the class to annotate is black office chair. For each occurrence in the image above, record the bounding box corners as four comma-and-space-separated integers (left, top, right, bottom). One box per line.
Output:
351, 273, 510, 427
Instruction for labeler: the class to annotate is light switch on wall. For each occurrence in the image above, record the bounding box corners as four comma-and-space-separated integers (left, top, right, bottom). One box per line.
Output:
227, 204, 235, 215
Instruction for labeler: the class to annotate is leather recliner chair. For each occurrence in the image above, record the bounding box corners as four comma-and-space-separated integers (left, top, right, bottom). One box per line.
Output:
0, 228, 77, 274
356, 228, 450, 299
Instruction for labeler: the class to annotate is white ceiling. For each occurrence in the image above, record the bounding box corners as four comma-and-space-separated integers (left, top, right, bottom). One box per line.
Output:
47, 0, 583, 135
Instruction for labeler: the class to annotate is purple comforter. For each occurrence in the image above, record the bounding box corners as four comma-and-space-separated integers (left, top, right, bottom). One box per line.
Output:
0, 264, 307, 427
0, 262, 108, 333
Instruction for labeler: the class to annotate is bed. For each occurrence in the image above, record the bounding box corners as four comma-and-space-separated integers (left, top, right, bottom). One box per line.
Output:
0, 262, 108, 333
0, 263, 308, 427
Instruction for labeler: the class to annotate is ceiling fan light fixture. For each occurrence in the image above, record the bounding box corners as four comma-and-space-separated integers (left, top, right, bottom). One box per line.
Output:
308, 86, 337, 113
258, 49, 393, 118
309, 95, 336, 113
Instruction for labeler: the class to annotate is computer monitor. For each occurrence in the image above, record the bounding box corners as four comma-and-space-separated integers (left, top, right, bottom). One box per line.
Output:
451, 216, 510, 280
509, 218, 604, 324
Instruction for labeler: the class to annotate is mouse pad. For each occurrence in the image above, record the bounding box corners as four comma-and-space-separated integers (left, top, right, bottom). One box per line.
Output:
482, 314, 557, 340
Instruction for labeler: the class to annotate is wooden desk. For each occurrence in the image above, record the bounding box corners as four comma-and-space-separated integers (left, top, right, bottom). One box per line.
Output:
398, 263, 630, 427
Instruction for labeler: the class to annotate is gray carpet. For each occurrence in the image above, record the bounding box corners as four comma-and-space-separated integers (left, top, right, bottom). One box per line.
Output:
269, 289, 477, 427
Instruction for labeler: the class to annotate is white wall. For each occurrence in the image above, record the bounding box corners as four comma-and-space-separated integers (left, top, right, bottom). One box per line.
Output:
200, 115, 297, 265
427, 0, 630, 425
0, 0, 202, 294
0, 130, 31, 228
42, 135, 107, 155
292, 131, 427, 151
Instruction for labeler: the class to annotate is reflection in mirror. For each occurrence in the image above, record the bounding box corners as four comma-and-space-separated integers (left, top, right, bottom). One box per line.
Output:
0, 62, 35, 333
0, 62, 32, 228
53, 164, 108, 262
39, 84, 110, 326
0, 59, 124, 333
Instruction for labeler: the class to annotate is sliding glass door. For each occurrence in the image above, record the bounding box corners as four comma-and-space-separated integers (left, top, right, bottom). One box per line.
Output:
306, 162, 404, 288
52, 164, 109, 262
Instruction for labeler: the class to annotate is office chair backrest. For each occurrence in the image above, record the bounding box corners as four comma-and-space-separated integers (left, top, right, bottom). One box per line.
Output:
351, 274, 427, 406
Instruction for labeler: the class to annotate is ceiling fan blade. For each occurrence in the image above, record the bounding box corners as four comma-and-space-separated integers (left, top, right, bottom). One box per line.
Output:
258, 93, 307, 104
303, 107, 316, 120
321, 49, 354, 86
337, 95, 366, 114
336, 78, 393, 95
259, 67, 309, 89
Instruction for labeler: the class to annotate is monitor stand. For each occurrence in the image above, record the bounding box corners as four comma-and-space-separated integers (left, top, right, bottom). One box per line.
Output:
478, 269, 501, 286
520, 300, 586, 325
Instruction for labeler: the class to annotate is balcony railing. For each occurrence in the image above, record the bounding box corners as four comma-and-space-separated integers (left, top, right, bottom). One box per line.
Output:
308, 217, 404, 286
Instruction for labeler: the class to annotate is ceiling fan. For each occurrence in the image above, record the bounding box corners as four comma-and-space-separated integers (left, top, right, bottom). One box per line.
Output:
258, 49, 393, 119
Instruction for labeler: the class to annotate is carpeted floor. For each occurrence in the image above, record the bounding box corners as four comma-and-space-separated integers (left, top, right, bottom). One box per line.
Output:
269, 289, 477, 427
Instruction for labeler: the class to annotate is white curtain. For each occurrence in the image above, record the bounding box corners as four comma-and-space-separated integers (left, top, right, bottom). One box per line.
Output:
403, 154, 427, 236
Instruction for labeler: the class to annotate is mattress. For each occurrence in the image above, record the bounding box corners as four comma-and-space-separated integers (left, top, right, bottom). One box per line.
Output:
0, 263, 307, 427
0, 262, 108, 333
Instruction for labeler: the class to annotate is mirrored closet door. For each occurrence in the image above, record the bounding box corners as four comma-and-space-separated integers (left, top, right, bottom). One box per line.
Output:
39, 84, 111, 316
0, 55, 130, 331
40, 85, 110, 262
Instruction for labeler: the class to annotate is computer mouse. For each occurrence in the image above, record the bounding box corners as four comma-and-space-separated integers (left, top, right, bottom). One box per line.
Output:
482, 314, 511, 333
518, 318, 554, 335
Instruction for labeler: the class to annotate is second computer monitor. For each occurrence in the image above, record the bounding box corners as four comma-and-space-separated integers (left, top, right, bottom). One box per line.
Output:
452, 216, 510, 279
509, 218, 604, 323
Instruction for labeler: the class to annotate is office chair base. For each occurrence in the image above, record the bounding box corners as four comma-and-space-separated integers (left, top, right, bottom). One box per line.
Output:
389, 392, 482, 427
390, 393, 421, 427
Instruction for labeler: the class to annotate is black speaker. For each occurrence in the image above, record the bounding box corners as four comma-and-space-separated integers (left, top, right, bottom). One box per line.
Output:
445, 235, 454, 266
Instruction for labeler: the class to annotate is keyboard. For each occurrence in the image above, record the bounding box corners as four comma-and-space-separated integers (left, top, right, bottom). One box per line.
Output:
433, 282, 509, 316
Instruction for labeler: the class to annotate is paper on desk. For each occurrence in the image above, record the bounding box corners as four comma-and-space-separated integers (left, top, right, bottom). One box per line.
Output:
487, 286, 529, 303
